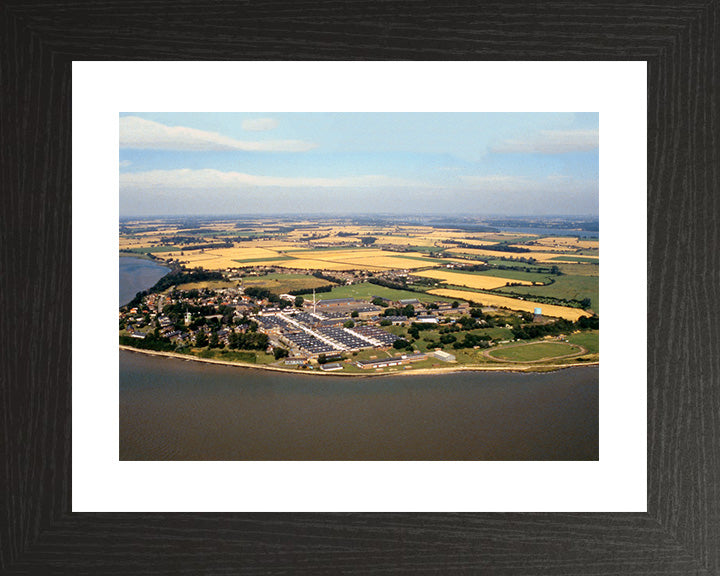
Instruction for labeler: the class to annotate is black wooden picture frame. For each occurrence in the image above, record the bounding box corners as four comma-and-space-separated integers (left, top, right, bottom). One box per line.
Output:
2, 2, 718, 574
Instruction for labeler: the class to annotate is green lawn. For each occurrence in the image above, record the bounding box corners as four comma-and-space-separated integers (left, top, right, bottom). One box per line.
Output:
488, 342, 582, 362
319, 282, 456, 303
495, 274, 599, 312
566, 330, 599, 353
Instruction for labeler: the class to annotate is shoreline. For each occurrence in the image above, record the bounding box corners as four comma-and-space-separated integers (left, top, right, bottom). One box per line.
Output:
119, 345, 598, 377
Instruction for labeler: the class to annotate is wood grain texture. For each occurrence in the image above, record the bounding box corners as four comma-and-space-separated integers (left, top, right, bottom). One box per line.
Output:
1, 1, 718, 574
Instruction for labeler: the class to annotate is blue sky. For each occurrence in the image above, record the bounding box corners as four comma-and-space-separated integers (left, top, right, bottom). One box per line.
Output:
119, 112, 599, 217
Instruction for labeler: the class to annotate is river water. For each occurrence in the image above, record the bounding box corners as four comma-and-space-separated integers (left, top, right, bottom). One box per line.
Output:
119, 256, 170, 306
119, 256, 598, 461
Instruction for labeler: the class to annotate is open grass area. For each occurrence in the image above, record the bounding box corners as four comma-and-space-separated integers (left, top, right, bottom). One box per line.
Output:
469, 326, 515, 340
241, 273, 333, 294
319, 282, 456, 303
494, 274, 599, 312
488, 341, 582, 362
566, 330, 599, 353
192, 348, 275, 364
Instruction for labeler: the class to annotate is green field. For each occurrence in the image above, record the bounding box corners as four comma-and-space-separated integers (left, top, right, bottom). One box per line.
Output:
319, 282, 456, 303
488, 342, 583, 362
549, 256, 599, 263
556, 263, 599, 277
195, 348, 276, 364
483, 259, 550, 270
566, 330, 599, 353
495, 274, 599, 312
241, 273, 332, 294
411, 246, 447, 254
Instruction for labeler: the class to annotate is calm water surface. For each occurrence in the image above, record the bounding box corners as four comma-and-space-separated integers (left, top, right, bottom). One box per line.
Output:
119, 256, 170, 306
120, 351, 598, 460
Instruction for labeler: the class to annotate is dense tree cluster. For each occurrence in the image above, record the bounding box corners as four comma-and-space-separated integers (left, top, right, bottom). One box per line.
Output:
383, 304, 415, 318
288, 285, 332, 296
511, 316, 598, 340
368, 277, 410, 291
227, 331, 269, 350
311, 271, 343, 284
274, 347, 290, 359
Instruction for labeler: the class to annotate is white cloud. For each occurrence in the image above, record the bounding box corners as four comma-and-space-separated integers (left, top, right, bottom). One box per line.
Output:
119, 160, 132, 168
120, 168, 417, 190
242, 118, 278, 131
119, 116, 316, 152
491, 129, 599, 154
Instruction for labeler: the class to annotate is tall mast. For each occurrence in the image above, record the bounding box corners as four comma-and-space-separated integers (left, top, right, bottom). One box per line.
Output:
313, 288, 316, 314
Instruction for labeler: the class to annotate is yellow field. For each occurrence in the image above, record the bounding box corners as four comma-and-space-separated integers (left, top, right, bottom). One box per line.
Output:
535, 237, 599, 249
290, 249, 389, 261
336, 256, 432, 269
413, 269, 534, 289
261, 259, 378, 271
428, 289, 589, 321
446, 248, 598, 263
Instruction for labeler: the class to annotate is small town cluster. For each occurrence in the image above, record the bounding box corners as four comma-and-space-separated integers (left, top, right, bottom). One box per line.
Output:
118, 283, 523, 371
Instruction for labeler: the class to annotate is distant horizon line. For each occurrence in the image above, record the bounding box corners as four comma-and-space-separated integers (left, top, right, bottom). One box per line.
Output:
119, 214, 600, 221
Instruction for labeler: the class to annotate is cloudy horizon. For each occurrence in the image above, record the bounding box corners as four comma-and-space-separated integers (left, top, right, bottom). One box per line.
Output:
120, 112, 599, 218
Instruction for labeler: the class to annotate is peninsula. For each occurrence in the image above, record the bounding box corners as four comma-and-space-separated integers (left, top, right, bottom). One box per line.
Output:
120, 217, 599, 375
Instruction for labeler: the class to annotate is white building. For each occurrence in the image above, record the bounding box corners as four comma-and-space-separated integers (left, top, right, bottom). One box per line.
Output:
430, 350, 456, 362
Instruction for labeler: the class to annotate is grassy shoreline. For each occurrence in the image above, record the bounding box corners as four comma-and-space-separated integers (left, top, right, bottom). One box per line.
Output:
119, 345, 598, 377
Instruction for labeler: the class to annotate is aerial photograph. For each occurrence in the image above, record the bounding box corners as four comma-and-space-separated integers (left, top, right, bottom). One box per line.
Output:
119, 112, 599, 460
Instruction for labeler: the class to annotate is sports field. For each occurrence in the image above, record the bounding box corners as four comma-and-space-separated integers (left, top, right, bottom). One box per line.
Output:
487, 342, 583, 362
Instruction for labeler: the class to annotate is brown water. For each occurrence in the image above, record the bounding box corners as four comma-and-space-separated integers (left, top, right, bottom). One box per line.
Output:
119, 350, 598, 461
